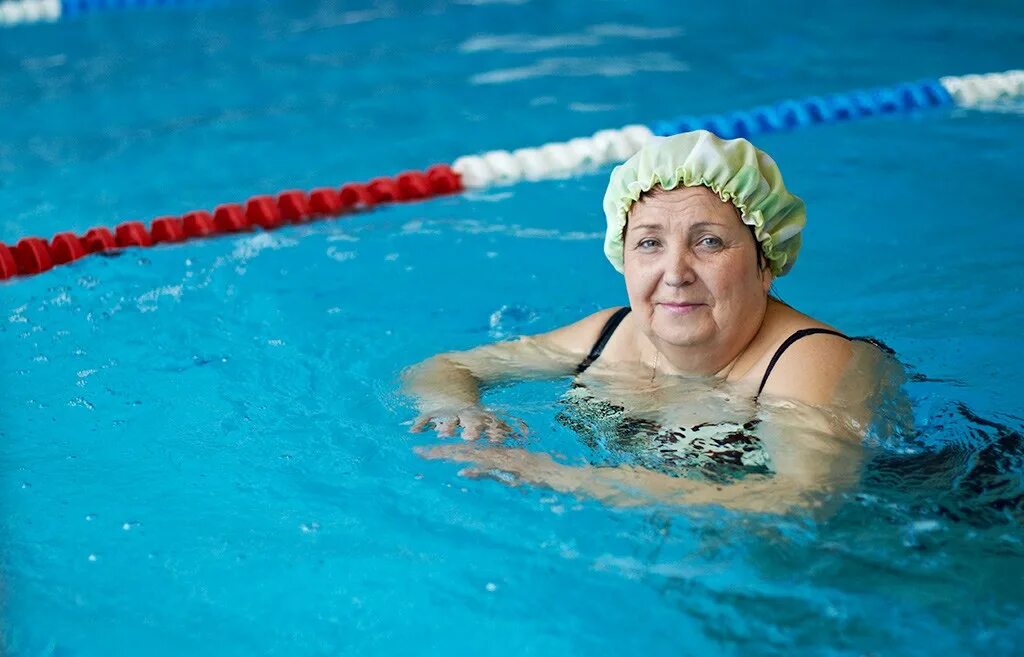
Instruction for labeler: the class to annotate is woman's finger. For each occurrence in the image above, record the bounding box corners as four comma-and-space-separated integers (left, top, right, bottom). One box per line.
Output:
435, 416, 460, 438
415, 443, 474, 461
460, 417, 483, 441
485, 418, 511, 442
458, 465, 523, 487
410, 415, 434, 433
456, 465, 488, 479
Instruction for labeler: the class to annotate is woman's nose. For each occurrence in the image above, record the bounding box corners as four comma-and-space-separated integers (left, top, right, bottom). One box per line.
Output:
663, 247, 697, 287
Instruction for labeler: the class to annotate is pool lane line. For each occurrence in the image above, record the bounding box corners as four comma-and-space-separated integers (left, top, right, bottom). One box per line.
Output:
0, 0, 225, 26
1, 70, 1021, 282
940, 70, 1024, 106
0, 0, 59, 25
0, 166, 464, 280
452, 70, 1024, 189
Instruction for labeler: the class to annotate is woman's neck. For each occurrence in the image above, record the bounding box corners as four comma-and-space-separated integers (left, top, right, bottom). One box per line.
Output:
637, 299, 774, 379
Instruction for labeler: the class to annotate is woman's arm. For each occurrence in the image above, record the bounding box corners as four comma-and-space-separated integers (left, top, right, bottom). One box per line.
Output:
418, 428, 863, 514
402, 308, 624, 438
416, 395, 868, 515
757, 335, 888, 434
416, 440, 855, 514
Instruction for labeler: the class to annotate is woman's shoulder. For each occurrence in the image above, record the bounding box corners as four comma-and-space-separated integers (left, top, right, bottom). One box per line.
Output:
534, 306, 631, 355
434, 307, 632, 381
751, 301, 863, 406
757, 301, 853, 345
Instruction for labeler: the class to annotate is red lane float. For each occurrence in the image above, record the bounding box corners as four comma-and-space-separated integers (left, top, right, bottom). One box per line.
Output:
115, 221, 151, 248
82, 227, 117, 253
367, 178, 400, 203
426, 165, 461, 194
397, 171, 432, 200
0, 164, 463, 281
278, 190, 311, 222
245, 196, 282, 229
14, 237, 53, 275
182, 211, 216, 237
50, 232, 86, 264
309, 188, 343, 215
339, 183, 376, 209
213, 204, 248, 233
151, 217, 185, 244
0, 244, 18, 279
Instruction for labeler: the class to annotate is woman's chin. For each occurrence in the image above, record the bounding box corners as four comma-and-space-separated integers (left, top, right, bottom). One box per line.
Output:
659, 335, 710, 348
652, 323, 712, 348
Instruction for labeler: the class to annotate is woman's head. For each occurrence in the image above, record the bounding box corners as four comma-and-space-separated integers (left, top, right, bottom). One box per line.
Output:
622, 184, 772, 350
603, 130, 805, 355
603, 130, 806, 278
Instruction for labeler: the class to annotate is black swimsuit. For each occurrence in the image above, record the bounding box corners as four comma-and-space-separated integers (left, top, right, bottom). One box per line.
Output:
562, 307, 892, 480
576, 306, 892, 397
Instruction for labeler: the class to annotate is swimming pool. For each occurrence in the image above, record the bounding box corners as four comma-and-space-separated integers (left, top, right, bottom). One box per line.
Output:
2, 1, 1023, 655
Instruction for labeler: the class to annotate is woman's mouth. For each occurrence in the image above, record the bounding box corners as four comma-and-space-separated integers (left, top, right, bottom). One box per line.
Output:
658, 302, 705, 315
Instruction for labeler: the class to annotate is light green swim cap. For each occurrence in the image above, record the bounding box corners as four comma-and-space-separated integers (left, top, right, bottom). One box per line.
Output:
603, 130, 806, 277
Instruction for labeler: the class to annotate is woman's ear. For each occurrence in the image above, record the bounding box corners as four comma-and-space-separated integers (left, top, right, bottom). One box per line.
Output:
761, 266, 774, 294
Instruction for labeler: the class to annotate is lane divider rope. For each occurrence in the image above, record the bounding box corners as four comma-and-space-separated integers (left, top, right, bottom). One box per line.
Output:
0, 0, 60, 25
1, 69, 1020, 281
940, 70, 1024, 106
60, 0, 218, 19
0, 166, 463, 280
0, 0, 225, 26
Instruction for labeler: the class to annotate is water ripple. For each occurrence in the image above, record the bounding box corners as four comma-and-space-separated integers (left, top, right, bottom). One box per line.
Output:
471, 53, 689, 85
460, 23, 682, 53
401, 218, 602, 241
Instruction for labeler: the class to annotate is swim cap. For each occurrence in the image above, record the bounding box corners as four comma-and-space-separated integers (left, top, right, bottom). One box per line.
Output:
603, 130, 806, 276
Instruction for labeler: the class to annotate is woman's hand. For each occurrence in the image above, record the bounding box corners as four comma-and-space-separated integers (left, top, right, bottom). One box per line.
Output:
416, 444, 647, 505
409, 406, 527, 441
416, 443, 820, 514
401, 311, 624, 440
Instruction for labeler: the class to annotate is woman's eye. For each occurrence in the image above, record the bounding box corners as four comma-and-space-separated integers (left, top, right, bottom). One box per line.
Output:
637, 238, 660, 249
698, 236, 724, 249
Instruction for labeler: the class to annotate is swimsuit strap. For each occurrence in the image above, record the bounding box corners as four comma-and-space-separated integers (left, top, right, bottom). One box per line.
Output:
756, 327, 891, 396
575, 306, 632, 374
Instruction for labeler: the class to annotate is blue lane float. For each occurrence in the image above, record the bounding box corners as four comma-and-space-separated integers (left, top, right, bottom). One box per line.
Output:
451, 70, 1021, 189
60, 0, 218, 18
649, 79, 954, 139
0, 0, 219, 25
0, 0, 60, 24
1, 66, 1021, 281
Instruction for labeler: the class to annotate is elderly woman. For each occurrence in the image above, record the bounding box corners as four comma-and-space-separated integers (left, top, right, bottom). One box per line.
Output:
403, 131, 897, 512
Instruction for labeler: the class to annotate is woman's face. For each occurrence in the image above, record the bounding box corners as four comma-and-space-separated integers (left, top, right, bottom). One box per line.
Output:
622, 185, 772, 356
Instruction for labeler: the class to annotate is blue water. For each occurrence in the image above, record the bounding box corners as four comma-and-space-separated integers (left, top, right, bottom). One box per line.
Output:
2, 1, 1023, 655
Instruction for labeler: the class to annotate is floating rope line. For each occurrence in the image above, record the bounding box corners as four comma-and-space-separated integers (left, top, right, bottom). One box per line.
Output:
1, 69, 1021, 281
0, 166, 464, 280
0, 0, 60, 25
0, 0, 224, 26
62, 0, 220, 19
453, 71, 1019, 189
449, 82, 960, 188
940, 70, 1024, 107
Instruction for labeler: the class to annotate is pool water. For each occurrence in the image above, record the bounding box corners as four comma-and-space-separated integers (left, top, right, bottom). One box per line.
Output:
2, 1, 1023, 655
